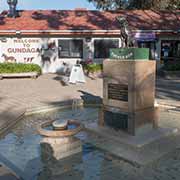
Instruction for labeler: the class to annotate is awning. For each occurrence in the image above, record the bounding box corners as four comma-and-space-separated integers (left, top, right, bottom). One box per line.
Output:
134, 32, 156, 42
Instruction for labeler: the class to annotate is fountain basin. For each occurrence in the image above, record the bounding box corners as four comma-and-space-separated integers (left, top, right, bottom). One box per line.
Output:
37, 120, 84, 137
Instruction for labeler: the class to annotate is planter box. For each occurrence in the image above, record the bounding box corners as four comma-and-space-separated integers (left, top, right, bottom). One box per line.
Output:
0, 72, 39, 80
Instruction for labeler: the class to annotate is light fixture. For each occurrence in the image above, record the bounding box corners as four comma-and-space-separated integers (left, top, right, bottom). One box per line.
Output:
16, 30, 21, 35
85, 37, 92, 43
0, 37, 7, 42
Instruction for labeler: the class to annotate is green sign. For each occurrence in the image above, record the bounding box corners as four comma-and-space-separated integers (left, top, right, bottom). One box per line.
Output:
110, 48, 149, 60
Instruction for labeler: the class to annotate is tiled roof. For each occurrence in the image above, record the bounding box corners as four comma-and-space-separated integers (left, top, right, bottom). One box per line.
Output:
0, 10, 180, 32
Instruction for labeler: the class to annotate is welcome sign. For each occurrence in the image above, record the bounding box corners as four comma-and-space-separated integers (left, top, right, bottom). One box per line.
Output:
0, 38, 42, 64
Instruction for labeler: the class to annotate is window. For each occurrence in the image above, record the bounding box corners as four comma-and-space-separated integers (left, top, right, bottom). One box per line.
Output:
94, 39, 119, 58
58, 39, 83, 58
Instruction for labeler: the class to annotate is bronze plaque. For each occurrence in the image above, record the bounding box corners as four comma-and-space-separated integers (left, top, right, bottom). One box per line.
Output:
108, 83, 128, 101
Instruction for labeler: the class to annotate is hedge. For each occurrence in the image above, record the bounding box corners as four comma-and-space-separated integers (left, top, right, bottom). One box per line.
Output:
164, 63, 180, 71
0, 63, 42, 74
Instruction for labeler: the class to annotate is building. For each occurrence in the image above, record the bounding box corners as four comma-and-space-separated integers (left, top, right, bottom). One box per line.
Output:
0, 9, 180, 73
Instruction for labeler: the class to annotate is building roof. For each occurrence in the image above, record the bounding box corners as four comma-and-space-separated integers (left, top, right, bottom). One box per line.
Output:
0, 10, 180, 35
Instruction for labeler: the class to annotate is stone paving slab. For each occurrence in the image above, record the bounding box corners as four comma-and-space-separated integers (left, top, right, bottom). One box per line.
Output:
85, 128, 180, 166
85, 122, 178, 148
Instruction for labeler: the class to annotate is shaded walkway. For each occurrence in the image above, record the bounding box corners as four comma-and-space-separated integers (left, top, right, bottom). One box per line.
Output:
156, 78, 180, 107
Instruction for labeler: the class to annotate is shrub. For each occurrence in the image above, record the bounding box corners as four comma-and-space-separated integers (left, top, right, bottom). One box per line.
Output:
84, 63, 103, 73
0, 63, 42, 74
164, 63, 180, 71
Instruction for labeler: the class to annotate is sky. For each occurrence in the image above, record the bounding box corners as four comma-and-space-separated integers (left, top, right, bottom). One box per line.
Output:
0, 0, 96, 11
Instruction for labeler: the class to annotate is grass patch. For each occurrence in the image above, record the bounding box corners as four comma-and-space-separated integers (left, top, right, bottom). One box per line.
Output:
0, 63, 41, 74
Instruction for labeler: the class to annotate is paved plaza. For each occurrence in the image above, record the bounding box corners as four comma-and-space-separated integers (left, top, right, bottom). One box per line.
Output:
0, 75, 179, 115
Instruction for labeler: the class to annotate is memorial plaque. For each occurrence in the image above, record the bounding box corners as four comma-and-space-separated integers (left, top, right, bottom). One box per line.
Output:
108, 83, 128, 101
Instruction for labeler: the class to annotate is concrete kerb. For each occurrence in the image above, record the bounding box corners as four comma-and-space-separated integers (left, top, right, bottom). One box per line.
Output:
0, 111, 25, 138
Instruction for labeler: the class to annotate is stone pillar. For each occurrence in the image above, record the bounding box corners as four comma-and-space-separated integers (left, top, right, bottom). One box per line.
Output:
101, 59, 159, 135
39, 137, 83, 178
40, 137, 82, 160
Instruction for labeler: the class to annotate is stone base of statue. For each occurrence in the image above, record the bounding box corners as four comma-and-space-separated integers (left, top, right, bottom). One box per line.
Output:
99, 59, 159, 135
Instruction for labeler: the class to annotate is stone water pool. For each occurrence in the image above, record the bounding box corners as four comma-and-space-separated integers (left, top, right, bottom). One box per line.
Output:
0, 106, 180, 180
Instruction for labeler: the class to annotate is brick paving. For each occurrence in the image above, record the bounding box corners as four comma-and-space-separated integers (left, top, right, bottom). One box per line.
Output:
0, 75, 179, 110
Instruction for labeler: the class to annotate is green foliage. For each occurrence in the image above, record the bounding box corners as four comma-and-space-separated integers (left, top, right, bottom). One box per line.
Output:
88, 0, 180, 10
88, 0, 127, 10
85, 63, 103, 73
0, 63, 42, 74
164, 63, 180, 71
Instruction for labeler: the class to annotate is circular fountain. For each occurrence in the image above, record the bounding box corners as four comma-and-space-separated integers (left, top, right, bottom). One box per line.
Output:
38, 118, 84, 162
38, 100, 85, 162
38, 119, 84, 137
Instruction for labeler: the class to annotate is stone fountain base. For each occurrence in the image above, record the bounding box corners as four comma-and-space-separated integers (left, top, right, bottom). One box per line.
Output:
41, 137, 82, 160
85, 122, 179, 165
40, 139, 83, 178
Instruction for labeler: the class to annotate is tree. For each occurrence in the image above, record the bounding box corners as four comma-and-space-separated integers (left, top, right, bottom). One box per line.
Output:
88, 0, 180, 10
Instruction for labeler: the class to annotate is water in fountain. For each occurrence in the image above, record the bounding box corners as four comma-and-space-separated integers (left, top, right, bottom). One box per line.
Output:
72, 99, 82, 117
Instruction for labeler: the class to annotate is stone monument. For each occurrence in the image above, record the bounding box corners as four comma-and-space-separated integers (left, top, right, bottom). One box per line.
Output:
85, 17, 178, 164
98, 16, 159, 136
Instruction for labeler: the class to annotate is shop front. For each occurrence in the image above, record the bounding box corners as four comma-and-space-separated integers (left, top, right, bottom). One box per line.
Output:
161, 40, 180, 64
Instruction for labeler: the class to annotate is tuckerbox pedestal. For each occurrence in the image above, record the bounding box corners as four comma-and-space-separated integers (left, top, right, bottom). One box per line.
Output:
99, 60, 159, 135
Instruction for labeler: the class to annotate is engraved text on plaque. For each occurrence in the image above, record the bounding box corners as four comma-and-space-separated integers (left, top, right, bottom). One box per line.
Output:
108, 83, 128, 101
